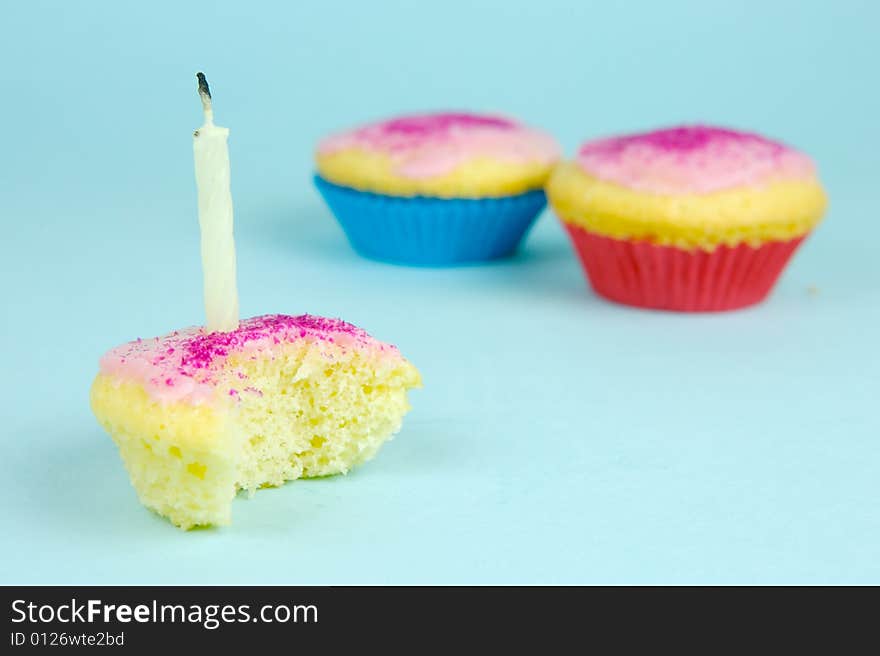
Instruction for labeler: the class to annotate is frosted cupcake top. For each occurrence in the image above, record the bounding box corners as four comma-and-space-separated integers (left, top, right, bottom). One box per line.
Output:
318, 112, 560, 179
576, 125, 817, 195
315, 112, 559, 197
99, 314, 403, 404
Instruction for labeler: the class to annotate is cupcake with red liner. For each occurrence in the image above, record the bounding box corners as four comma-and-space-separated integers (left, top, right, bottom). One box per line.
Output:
546, 125, 827, 311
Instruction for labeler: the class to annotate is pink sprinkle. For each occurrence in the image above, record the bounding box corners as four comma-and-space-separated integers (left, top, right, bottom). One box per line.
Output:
317, 111, 560, 180
576, 124, 816, 194
97, 314, 399, 404
381, 112, 515, 134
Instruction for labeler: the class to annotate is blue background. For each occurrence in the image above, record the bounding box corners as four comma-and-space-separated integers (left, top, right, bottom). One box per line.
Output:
1, 0, 878, 584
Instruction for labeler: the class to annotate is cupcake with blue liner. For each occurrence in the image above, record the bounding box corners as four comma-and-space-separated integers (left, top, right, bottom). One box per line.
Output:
314, 112, 560, 265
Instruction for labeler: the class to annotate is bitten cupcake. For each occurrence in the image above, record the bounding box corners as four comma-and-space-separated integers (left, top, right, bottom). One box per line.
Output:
314, 112, 560, 265
546, 125, 827, 311
92, 315, 421, 529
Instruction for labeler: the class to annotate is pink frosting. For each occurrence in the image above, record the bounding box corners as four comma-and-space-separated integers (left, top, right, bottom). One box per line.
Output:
99, 314, 401, 405
317, 112, 560, 178
576, 125, 817, 194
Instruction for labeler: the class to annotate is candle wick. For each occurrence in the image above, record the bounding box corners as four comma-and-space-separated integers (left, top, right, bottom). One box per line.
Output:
196, 71, 214, 126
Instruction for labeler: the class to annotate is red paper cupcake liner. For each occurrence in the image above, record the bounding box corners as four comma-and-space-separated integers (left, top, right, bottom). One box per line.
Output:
563, 224, 808, 312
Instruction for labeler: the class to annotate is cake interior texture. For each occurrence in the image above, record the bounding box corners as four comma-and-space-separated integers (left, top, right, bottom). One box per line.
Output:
91, 325, 420, 529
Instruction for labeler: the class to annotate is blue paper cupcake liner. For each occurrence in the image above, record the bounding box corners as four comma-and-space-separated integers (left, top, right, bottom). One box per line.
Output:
314, 175, 547, 266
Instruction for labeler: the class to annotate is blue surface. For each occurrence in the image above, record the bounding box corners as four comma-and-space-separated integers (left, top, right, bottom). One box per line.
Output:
314, 176, 547, 265
1, 0, 878, 584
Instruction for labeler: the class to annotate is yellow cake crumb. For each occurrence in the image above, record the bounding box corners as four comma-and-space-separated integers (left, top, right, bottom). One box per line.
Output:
316, 149, 554, 198
546, 161, 827, 250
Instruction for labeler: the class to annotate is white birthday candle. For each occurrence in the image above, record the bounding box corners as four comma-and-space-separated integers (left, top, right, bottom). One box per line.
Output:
193, 72, 239, 333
